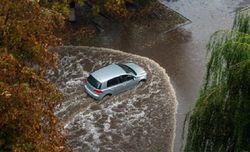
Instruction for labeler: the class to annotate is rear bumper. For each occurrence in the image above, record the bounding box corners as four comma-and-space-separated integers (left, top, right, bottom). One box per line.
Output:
84, 85, 102, 100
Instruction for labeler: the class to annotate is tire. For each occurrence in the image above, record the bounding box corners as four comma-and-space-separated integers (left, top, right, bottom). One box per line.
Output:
102, 94, 111, 101
139, 79, 146, 84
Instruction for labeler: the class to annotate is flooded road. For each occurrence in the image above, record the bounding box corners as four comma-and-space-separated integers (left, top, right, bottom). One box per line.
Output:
50, 46, 177, 152
158, 0, 250, 151
155, 0, 245, 151
77, 0, 250, 151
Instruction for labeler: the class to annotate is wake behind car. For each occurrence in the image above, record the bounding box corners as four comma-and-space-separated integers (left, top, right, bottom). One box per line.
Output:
84, 63, 147, 100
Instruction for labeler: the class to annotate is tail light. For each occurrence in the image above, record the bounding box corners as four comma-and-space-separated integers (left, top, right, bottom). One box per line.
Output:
94, 89, 103, 95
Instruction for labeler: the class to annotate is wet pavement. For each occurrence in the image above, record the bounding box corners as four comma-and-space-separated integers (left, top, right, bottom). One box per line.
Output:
74, 0, 250, 151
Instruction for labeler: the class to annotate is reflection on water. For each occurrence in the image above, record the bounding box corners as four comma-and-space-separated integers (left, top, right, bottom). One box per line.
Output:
72, 24, 185, 52
69, 4, 188, 52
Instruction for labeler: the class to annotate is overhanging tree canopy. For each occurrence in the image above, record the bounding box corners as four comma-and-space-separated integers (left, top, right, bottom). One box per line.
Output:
0, 0, 67, 151
184, 7, 250, 152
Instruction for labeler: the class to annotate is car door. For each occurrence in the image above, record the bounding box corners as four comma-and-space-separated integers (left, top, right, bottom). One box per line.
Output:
107, 77, 124, 95
119, 75, 137, 92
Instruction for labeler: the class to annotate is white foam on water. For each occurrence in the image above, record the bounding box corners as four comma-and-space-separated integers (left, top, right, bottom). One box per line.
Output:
50, 46, 178, 152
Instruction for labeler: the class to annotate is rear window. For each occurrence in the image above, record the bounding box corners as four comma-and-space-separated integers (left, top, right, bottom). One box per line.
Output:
117, 64, 136, 75
87, 75, 101, 89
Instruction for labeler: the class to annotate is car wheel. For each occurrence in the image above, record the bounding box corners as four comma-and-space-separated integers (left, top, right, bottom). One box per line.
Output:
102, 94, 111, 101
139, 79, 146, 84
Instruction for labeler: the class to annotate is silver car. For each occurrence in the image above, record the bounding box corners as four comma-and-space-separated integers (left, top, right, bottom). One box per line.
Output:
84, 63, 147, 100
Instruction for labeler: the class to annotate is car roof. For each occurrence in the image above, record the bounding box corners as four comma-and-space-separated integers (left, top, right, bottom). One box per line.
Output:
91, 64, 127, 83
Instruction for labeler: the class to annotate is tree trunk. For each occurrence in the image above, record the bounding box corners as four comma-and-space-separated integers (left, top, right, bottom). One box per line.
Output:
69, 1, 76, 22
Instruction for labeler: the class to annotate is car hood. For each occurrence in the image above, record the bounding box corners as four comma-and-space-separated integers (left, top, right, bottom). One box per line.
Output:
125, 63, 146, 76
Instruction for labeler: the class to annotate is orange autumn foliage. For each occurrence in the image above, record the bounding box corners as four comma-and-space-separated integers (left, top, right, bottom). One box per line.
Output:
0, 0, 67, 151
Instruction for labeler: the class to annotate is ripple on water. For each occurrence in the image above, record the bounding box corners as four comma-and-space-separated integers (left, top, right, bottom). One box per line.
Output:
48, 46, 177, 152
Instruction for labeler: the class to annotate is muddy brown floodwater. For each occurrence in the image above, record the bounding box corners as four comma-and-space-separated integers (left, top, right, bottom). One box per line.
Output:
74, 0, 250, 151
49, 46, 178, 152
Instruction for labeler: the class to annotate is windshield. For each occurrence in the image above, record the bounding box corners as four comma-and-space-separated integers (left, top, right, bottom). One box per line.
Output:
117, 64, 137, 75
87, 75, 101, 89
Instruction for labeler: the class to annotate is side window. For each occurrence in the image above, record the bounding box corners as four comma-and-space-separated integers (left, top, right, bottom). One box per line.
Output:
126, 75, 134, 81
107, 77, 120, 87
120, 75, 134, 83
